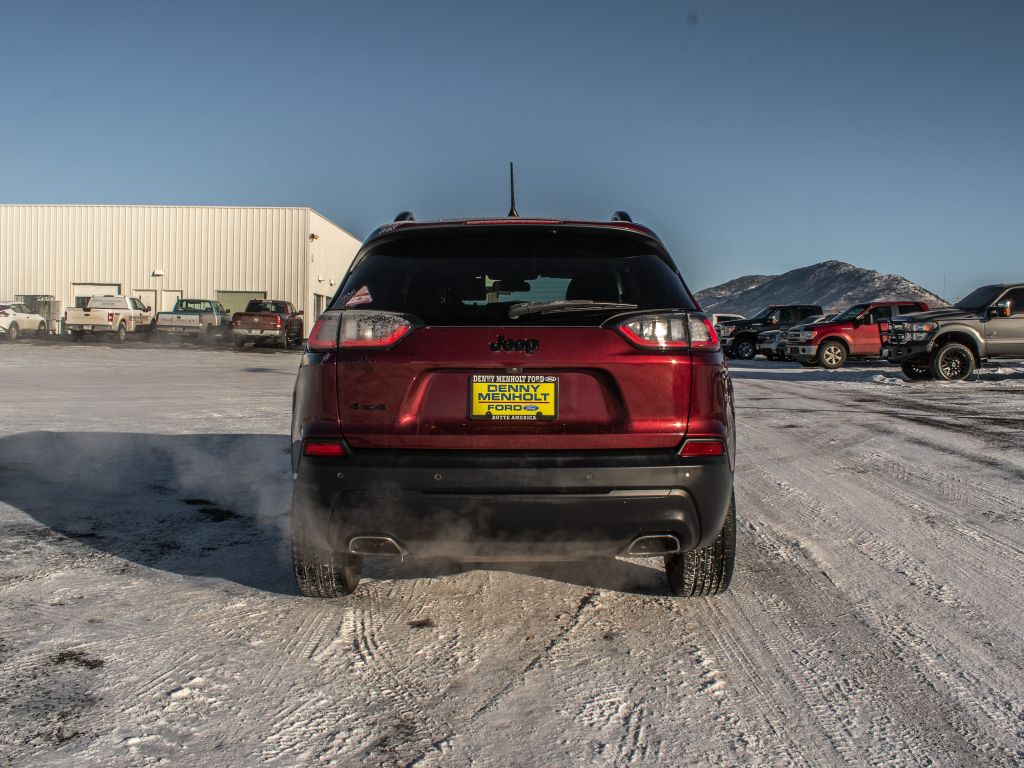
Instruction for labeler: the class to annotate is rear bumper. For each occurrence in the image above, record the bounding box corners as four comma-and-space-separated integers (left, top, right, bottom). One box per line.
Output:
294, 451, 734, 560
157, 326, 201, 335
233, 327, 284, 337
66, 324, 113, 332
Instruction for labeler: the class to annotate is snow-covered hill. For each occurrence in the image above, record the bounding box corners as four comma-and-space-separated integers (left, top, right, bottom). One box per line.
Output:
695, 261, 947, 315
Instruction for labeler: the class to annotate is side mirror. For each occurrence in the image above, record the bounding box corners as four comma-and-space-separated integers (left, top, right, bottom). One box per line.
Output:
295, 310, 304, 316
145, 306, 152, 313
990, 300, 1011, 318
768, 317, 777, 325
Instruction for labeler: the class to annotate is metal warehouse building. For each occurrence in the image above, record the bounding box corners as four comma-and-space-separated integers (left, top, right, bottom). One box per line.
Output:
0, 204, 361, 331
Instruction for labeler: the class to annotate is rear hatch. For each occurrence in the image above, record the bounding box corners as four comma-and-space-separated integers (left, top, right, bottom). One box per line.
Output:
313, 225, 715, 451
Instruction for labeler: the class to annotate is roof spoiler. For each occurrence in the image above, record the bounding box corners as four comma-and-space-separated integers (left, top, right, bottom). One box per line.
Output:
394, 211, 415, 222
611, 211, 633, 223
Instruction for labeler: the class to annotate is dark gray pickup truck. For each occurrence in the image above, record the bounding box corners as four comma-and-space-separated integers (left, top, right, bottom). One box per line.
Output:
883, 283, 1024, 380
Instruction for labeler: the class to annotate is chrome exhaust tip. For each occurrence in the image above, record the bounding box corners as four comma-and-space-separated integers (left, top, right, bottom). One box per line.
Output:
348, 536, 407, 557
626, 534, 682, 556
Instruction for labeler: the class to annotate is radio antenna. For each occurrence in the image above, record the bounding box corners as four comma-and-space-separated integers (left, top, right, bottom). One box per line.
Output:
507, 162, 519, 217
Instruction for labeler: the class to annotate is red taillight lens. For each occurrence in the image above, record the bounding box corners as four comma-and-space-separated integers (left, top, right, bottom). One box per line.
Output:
616, 314, 689, 349
107, 312, 114, 323
339, 311, 416, 348
307, 312, 342, 351
303, 440, 346, 457
612, 312, 720, 351
679, 439, 726, 457
275, 315, 282, 327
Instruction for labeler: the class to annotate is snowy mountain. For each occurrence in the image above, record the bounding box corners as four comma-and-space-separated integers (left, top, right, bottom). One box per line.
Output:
694, 261, 948, 316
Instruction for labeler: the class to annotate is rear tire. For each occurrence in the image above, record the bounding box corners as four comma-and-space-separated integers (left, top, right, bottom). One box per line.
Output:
278, 333, 288, 350
114, 323, 127, 343
71, 330, 84, 342
37, 321, 47, 337
817, 340, 847, 369
665, 494, 735, 597
292, 498, 361, 597
931, 342, 975, 381
900, 360, 933, 380
6, 323, 18, 342
234, 337, 247, 348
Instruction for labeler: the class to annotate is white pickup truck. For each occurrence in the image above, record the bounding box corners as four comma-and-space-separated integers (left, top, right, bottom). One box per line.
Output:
155, 298, 231, 342
65, 295, 155, 342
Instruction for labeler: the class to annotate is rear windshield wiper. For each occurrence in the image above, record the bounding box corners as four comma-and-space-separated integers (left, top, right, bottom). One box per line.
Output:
508, 300, 638, 320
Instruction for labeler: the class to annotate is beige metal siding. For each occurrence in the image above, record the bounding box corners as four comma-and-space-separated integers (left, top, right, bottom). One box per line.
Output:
306, 210, 361, 324
0, 205, 359, 322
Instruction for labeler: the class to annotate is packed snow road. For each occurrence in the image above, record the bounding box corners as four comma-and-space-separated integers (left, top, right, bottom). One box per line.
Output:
1, 344, 1022, 767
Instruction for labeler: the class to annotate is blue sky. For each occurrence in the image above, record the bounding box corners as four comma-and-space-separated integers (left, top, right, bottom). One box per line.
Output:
1, 0, 1021, 299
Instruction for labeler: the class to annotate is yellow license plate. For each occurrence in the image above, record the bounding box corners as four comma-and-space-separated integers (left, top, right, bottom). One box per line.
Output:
468, 374, 558, 420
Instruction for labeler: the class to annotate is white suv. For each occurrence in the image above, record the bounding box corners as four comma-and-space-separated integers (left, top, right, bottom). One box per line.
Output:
0, 301, 47, 341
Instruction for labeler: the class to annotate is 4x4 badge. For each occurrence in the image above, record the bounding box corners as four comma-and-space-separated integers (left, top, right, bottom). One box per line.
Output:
490, 335, 540, 354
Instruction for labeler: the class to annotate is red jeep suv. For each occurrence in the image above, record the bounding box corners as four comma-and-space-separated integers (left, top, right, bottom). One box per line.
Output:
290, 214, 736, 597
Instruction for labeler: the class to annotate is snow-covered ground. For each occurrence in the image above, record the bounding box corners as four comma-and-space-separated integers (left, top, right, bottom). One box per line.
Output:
1, 344, 1022, 767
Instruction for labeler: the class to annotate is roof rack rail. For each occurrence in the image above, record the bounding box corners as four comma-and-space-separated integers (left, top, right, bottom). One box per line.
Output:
611, 211, 633, 223
394, 211, 415, 222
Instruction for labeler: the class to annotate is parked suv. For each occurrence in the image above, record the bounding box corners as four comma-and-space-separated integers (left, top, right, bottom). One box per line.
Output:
0, 301, 47, 341
290, 214, 737, 598
718, 305, 823, 360
883, 284, 1024, 380
787, 301, 929, 369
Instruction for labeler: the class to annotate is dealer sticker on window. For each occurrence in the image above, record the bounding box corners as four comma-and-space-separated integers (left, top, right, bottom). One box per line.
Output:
468, 374, 558, 420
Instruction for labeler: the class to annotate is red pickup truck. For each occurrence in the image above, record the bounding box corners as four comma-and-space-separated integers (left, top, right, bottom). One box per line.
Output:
786, 300, 929, 368
231, 300, 304, 348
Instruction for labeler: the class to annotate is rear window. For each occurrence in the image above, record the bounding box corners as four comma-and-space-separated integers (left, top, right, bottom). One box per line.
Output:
331, 232, 694, 326
88, 297, 126, 309
175, 300, 212, 312
245, 300, 289, 313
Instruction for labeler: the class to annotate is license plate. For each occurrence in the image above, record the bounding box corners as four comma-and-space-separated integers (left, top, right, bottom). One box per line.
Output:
82, 325, 92, 331
468, 374, 558, 420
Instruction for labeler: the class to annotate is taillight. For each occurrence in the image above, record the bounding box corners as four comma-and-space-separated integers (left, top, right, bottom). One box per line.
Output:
306, 311, 418, 351
687, 313, 720, 350
611, 312, 720, 351
275, 315, 282, 327
679, 439, 725, 457
307, 312, 341, 351
303, 440, 346, 457
107, 312, 114, 323
0, 311, 8, 318
339, 311, 416, 348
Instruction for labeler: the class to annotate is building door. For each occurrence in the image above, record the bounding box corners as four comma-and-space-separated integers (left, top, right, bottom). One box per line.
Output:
134, 289, 157, 314
314, 293, 329, 319
72, 283, 121, 308
160, 290, 183, 312
217, 290, 267, 315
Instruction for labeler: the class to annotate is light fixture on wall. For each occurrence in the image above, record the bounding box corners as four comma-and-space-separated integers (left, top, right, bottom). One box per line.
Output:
152, 269, 165, 277
309, 233, 319, 241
